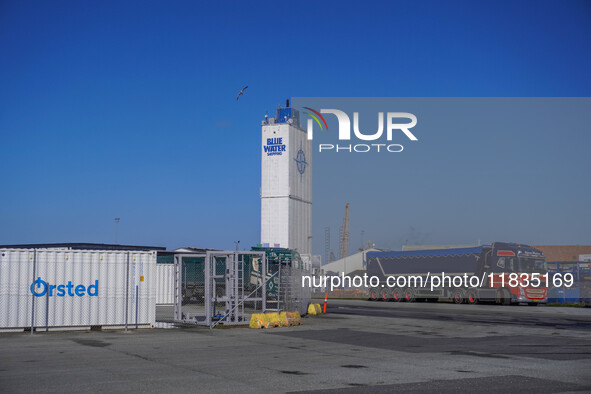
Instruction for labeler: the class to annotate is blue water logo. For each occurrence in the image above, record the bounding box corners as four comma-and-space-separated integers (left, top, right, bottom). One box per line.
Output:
294, 148, 307, 175
30, 277, 99, 297
264, 137, 286, 156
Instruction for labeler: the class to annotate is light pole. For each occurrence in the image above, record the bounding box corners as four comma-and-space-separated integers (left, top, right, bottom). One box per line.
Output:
114, 218, 120, 244
234, 240, 240, 252
361, 230, 365, 250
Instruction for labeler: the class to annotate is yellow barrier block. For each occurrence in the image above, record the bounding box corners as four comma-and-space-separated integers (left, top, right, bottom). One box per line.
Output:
285, 311, 301, 326
251, 311, 302, 328
307, 303, 317, 315
315, 303, 322, 314
249, 314, 267, 329
279, 312, 290, 327
265, 312, 281, 327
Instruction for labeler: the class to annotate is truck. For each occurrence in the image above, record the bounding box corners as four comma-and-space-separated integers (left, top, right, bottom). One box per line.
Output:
366, 242, 547, 305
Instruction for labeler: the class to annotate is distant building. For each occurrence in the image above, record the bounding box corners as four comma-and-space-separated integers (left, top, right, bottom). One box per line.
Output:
311, 254, 322, 269
321, 248, 380, 276
533, 245, 591, 262
172, 247, 215, 254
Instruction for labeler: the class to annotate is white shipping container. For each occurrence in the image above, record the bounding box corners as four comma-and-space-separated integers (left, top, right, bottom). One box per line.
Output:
0, 249, 156, 330
155, 264, 174, 304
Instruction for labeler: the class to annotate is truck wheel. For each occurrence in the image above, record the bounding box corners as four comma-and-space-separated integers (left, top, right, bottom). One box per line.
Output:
380, 288, 389, 301
497, 288, 511, 305
466, 290, 478, 304
392, 288, 403, 302
452, 289, 464, 304
404, 288, 415, 302
369, 288, 378, 301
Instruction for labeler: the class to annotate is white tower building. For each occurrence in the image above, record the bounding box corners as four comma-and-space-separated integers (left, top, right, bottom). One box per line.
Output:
261, 103, 312, 256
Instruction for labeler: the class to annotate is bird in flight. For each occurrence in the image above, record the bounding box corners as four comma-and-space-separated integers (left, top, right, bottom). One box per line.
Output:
237, 85, 248, 101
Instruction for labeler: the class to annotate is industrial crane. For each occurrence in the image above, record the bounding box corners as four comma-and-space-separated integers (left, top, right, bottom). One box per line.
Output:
339, 203, 350, 259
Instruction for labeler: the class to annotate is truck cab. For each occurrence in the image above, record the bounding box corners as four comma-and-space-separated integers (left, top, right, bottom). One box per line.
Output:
477, 242, 547, 305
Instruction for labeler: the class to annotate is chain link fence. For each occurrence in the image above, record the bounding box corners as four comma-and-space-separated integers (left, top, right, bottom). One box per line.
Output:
279, 265, 311, 316
174, 252, 268, 326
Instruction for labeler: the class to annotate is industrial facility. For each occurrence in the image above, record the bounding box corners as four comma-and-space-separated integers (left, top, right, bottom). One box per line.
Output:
260, 102, 313, 258
1, 101, 591, 334
0, 103, 317, 332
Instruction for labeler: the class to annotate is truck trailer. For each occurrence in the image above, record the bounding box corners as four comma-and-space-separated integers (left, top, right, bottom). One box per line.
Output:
366, 242, 547, 305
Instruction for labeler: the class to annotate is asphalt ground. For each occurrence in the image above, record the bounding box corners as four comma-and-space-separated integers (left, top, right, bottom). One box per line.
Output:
1, 300, 590, 393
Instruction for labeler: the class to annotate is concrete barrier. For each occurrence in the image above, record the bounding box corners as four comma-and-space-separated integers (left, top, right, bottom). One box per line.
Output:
265, 312, 281, 328
279, 312, 289, 327
249, 313, 268, 329
279, 311, 301, 326
308, 303, 323, 315
314, 303, 322, 315
308, 303, 317, 315
250, 312, 299, 329
285, 311, 302, 326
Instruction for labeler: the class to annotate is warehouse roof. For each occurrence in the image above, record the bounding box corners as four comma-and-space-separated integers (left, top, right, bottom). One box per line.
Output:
172, 247, 215, 253
0, 242, 166, 251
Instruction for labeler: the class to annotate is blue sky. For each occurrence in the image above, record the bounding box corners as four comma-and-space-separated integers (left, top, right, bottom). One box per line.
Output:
1, 1, 590, 254
296, 97, 591, 255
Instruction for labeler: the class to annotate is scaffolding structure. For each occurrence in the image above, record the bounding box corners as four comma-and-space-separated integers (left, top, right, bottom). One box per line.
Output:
172, 248, 311, 328
174, 251, 268, 327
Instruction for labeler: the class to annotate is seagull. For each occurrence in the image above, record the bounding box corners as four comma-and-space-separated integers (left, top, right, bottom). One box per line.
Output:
237, 85, 248, 101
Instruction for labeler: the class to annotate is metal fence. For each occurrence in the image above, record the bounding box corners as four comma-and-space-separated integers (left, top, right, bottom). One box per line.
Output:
0, 249, 156, 333
173, 250, 311, 327
275, 265, 311, 316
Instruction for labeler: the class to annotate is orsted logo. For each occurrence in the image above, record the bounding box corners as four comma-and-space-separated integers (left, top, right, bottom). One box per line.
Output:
303, 107, 418, 153
30, 277, 99, 297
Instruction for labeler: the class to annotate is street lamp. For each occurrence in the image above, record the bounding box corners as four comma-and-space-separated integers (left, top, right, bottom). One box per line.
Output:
114, 218, 120, 244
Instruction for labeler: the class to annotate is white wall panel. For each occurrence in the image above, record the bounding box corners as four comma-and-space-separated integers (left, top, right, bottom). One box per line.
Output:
155, 264, 174, 305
